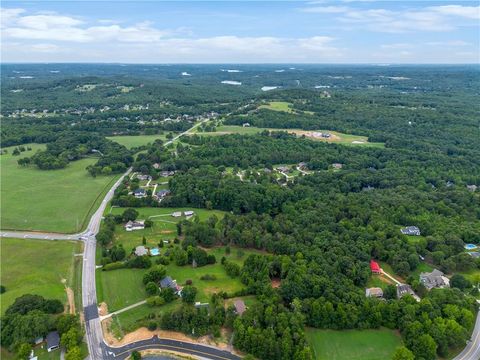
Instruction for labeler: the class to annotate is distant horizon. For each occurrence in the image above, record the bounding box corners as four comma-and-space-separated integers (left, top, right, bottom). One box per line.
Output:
2, 62, 479, 66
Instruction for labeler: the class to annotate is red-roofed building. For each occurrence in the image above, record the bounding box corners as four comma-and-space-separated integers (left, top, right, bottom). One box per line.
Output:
370, 260, 381, 274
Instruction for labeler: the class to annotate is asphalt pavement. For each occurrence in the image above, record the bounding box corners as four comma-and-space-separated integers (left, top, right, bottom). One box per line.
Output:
453, 304, 480, 360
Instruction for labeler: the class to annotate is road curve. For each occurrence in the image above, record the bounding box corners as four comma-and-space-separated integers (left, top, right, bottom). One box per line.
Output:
104, 336, 241, 360
453, 306, 480, 360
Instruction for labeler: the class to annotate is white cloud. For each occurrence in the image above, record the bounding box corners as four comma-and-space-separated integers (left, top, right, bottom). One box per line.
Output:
0, 7, 25, 28
426, 40, 470, 46
301, 3, 480, 33
17, 14, 84, 30
429, 5, 480, 20
381, 43, 413, 49
301, 6, 350, 14
30, 43, 61, 52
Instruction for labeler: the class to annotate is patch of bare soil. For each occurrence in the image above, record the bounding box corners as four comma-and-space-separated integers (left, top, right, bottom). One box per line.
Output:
271, 278, 281, 288
99, 302, 109, 317
65, 287, 75, 314
103, 326, 231, 350
294, 130, 341, 142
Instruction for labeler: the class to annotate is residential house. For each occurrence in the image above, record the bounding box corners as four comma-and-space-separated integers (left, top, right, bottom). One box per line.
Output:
133, 188, 147, 198
242, 122, 250, 127
125, 220, 145, 231
276, 166, 290, 173
365, 287, 383, 298
419, 269, 450, 290
469, 252, 480, 259
159, 276, 182, 295
136, 174, 151, 181
298, 162, 308, 170
396, 284, 415, 299
194, 302, 209, 310
153, 163, 161, 169
401, 226, 421, 236
234, 299, 246, 315
184, 210, 195, 217
160, 170, 175, 177
370, 260, 381, 274
134, 245, 148, 256
467, 185, 478, 192
155, 189, 171, 199
46, 331, 60, 352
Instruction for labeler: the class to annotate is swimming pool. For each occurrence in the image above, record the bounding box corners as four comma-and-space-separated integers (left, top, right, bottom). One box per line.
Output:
150, 248, 160, 256
464, 244, 477, 250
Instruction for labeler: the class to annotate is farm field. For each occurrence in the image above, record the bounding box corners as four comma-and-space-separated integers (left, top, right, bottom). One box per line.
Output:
107, 134, 168, 149
0, 238, 81, 314
197, 126, 384, 147
0, 144, 116, 233
306, 328, 402, 360
258, 101, 295, 113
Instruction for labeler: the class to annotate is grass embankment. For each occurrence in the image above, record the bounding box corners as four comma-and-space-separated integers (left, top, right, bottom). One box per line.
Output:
306, 328, 402, 360
0, 238, 81, 314
107, 134, 168, 149
0, 144, 116, 233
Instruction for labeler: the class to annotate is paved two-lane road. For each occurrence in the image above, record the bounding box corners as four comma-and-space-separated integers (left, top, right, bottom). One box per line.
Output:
453, 303, 480, 360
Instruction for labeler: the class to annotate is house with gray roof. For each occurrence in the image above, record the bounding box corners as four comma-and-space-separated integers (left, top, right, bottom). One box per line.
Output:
401, 226, 421, 236
419, 269, 450, 290
134, 245, 148, 256
46, 331, 60, 352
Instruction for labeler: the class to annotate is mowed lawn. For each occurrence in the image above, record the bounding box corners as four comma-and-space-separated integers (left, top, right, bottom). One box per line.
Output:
108, 207, 226, 250
97, 268, 147, 312
306, 328, 402, 360
197, 126, 384, 147
258, 101, 295, 113
96, 245, 256, 312
107, 134, 168, 149
0, 238, 81, 313
1, 144, 116, 233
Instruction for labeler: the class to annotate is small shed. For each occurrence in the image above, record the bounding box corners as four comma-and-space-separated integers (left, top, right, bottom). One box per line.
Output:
234, 299, 246, 315
134, 245, 148, 256
370, 260, 381, 274
46, 331, 60, 352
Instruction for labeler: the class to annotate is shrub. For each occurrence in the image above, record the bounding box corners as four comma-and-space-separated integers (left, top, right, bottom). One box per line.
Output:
147, 321, 157, 331
146, 296, 165, 307
200, 274, 217, 281
103, 262, 125, 271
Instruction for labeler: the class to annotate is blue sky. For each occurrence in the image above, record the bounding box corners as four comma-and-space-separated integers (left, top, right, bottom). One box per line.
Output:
1, 1, 479, 63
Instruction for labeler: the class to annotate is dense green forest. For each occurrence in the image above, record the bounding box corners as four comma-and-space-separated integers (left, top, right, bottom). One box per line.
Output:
1, 64, 479, 360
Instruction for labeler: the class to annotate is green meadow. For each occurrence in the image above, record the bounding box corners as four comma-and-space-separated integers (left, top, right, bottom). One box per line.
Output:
258, 101, 295, 113
306, 328, 402, 360
0, 238, 81, 314
0, 144, 116, 233
107, 134, 168, 149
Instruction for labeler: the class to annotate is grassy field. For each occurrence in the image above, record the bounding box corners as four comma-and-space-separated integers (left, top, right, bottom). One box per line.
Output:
258, 101, 295, 113
97, 268, 147, 311
0, 144, 116, 233
306, 328, 402, 360
107, 207, 226, 250
0, 238, 81, 314
107, 134, 168, 149
96, 245, 258, 313
197, 126, 384, 147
